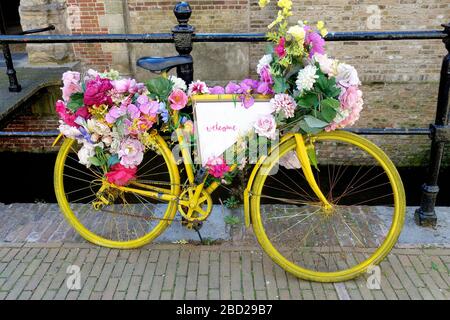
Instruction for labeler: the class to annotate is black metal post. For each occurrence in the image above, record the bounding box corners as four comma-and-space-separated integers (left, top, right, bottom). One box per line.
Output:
0, 12, 21, 92
415, 23, 450, 227
172, 1, 194, 85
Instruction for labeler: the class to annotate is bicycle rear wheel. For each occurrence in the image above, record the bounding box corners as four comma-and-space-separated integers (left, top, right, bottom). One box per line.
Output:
251, 131, 405, 282
54, 135, 180, 249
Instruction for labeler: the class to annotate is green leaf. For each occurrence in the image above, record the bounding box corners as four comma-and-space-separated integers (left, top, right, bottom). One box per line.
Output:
306, 145, 319, 171
296, 92, 318, 108
320, 98, 340, 122
145, 77, 174, 101
304, 115, 329, 128
299, 120, 322, 134
66, 92, 84, 112
273, 76, 289, 94
88, 157, 102, 167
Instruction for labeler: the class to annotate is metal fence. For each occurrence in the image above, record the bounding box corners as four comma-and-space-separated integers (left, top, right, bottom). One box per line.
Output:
0, 1, 449, 226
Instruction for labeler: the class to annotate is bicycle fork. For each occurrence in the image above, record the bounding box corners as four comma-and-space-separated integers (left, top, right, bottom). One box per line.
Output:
294, 134, 333, 211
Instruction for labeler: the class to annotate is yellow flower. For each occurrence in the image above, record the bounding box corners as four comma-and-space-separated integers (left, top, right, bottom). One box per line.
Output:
288, 25, 305, 44
268, 11, 284, 29
277, 0, 292, 16
258, 0, 270, 8
317, 20, 328, 37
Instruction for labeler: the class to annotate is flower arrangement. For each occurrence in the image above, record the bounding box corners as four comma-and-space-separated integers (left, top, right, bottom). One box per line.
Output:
56, 69, 189, 186
55, 0, 363, 186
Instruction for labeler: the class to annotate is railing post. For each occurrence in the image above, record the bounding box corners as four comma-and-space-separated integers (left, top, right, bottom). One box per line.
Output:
415, 23, 450, 227
0, 16, 21, 92
172, 1, 194, 85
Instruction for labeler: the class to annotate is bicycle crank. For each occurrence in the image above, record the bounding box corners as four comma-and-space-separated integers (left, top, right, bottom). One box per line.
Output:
178, 187, 213, 229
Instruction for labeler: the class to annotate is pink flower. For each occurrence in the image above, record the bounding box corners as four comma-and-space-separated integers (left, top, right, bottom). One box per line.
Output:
326, 86, 364, 131
240, 79, 259, 91
112, 78, 143, 94
61, 71, 82, 102
270, 94, 297, 118
256, 81, 273, 95
105, 105, 127, 123
105, 163, 137, 186
168, 89, 188, 110
127, 104, 141, 119
208, 86, 225, 94
83, 76, 113, 106
254, 114, 277, 140
259, 66, 274, 85
225, 82, 241, 94
138, 95, 159, 116
205, 156, 230, 179
118, 138, 144, 168
305, 30, 325, 58
274, 37, 286, 58
55, 100, 89, 127
188, 80, 209, 96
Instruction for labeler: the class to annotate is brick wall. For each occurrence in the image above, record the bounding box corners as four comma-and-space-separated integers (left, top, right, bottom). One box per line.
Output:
5, 0, 450, 166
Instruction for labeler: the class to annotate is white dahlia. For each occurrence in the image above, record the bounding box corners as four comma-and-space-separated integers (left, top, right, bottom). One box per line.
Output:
296, 65, 319, 93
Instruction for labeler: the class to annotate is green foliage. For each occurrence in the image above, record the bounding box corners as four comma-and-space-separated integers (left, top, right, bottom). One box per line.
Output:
224, 215, 241, 226
223, 196, 240, 209
145, 77, 173, 101
273, 76, 289, 94
66, 92, 84, 112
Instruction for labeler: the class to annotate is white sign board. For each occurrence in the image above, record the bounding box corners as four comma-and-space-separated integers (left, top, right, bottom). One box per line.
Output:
194, 98, 273, 165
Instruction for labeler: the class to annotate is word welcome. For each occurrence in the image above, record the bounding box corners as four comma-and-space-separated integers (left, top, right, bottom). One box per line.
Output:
205, 122, 237, 133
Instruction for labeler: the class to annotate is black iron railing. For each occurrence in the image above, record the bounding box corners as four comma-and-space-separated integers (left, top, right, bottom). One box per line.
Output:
0, 1, 449, 227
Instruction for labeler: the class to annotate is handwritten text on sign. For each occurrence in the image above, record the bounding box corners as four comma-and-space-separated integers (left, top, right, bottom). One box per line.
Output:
194, 99, 273, 165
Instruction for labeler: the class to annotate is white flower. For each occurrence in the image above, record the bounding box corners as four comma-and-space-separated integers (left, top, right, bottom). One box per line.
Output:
254, 114, 277, 140
296, 65, 319, 93
78, 143, 96, 167
257, 54, 273, 74
169, 75, 187, 91
336, 63, 360, 88
313, 53, 338, 77
58, 122, 81, 139
188, 80, 209, 96
86, 118, 111, 136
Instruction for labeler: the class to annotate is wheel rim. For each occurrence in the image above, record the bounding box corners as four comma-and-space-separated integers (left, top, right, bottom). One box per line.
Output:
54, 138, 179, 248
251, 132, 405, 281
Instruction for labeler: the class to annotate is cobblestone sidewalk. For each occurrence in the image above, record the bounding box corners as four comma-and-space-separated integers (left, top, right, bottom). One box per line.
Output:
1, 242, 449, 300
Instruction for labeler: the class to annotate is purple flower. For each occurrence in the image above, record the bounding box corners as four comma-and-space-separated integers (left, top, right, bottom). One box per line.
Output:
240, 94, 255, 109
256, 81, 273, 95
259, 66, 274, 85
225, 82, 241, 94
306, 31, 325, 57
240, 79, 259, 91
208, 86, 225, 94
105, 105, 127, 123
127, 104, 140, 119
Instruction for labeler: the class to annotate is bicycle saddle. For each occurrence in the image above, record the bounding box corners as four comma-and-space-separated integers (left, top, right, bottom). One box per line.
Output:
136, 55, 193, 74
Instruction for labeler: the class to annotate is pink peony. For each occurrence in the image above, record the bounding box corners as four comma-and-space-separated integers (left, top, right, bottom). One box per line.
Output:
61, 71, 82, 102
205, 156, 230, 179
83, 76, 113, 106
138, 95, 159, 116
254, 114, 277, 140
326, 86, 363, 131
112, 78, 143, 94
168, 89, 188, 110
118, 138, 144, 168
274, 37, 287, 58
105, 163, 137, 186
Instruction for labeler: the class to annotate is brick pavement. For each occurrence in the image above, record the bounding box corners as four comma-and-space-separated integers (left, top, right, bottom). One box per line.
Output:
0, 242, 449, 300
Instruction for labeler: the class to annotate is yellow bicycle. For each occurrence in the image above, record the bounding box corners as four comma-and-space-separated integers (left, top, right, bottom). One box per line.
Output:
54, 94, 405, 283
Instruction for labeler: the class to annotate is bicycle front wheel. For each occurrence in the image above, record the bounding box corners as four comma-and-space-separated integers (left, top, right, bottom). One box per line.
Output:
251, 131, 406, 282
54, 135, 180, 249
